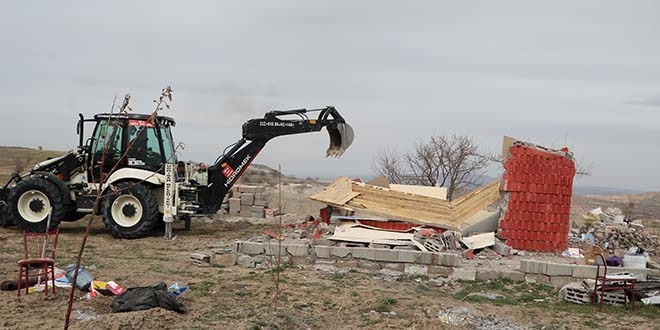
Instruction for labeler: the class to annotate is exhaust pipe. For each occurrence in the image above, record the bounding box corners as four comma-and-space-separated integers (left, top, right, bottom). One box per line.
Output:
326, 123, 354, 158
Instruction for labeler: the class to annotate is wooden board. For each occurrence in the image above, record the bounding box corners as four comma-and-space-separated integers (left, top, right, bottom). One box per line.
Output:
309, 177, 360, 205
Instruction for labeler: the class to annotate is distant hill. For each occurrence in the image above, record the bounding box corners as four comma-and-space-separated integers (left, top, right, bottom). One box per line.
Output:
0, 146, 66, 183
572, 185, 651, 196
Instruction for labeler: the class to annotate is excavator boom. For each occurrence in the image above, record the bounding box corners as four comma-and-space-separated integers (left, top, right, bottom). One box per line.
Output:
203, 106, 353, 213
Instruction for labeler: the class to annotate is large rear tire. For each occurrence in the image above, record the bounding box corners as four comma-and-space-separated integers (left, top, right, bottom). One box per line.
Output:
7, 177, 65, 232
101, 182, 159, 239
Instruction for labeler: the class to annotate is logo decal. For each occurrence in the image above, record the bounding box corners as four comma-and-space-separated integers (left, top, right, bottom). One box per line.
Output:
221, 165, 234, 178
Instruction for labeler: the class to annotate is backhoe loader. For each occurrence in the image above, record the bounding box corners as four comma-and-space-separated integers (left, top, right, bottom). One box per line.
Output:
0, 106, 353, 238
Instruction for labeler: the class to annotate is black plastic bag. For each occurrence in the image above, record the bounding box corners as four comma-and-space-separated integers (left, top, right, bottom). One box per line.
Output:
111, 282, 187, 314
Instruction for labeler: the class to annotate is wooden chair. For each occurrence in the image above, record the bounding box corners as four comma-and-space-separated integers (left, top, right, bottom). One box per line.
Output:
17, 229, 59, 297
593, 253, 636, 311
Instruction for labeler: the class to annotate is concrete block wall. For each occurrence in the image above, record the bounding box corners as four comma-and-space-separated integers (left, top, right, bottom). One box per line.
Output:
228, 185, 271, 217
520, 259, 660, 287
235, 241, 461, 277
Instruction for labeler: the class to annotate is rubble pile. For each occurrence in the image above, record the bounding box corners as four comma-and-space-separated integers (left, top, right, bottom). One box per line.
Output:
571, 222, 659, 254
573, 206, 660, 254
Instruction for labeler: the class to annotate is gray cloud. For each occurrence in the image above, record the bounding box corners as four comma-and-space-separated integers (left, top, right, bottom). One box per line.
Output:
1, 0, 659, 191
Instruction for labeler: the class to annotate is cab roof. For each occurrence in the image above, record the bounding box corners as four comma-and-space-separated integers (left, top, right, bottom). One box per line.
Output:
94, 113, 176, 126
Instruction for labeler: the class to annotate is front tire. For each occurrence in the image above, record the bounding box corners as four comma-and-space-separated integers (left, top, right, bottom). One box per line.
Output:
101, 182, 159, 239
7, 177, 65, 232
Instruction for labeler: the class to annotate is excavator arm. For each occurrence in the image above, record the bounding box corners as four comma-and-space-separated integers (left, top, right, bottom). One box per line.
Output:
202, 106, 353, 213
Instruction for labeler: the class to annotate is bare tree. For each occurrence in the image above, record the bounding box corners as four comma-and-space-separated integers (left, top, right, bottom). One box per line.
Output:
574, 157, 592, 178
371, 147, 406, 184
372, 134, 491, 201
433, 135, 491, 200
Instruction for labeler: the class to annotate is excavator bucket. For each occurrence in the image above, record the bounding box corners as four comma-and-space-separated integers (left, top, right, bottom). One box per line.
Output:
326, 123, 354, 158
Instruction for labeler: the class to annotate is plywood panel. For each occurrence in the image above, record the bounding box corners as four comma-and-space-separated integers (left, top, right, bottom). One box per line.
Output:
310, 177, 501, 229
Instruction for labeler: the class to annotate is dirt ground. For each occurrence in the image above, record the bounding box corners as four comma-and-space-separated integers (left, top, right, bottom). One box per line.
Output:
0, 185, 659, 330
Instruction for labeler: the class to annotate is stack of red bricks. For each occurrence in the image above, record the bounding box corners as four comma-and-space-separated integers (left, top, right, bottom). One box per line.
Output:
499, 144, 576, 252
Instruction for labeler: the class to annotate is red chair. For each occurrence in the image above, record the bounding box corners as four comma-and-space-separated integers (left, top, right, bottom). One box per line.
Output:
593, 253, 636, 312
17, 229, 59, 297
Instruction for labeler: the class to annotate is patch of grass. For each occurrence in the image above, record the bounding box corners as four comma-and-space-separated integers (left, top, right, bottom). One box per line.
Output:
416, 284, 430, 293
376, 298, 397, 312
188, 280, 214, 297
583, 320, 599, 328
453, 279, 554, 306
360, 313, 384, 327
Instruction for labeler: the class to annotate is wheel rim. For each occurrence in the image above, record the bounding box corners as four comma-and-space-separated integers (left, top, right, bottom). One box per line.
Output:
111, 195, 143, 227
17, 190, 51, 223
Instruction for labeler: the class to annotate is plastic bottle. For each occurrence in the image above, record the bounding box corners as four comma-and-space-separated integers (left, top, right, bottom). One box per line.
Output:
66, 264, 94, 291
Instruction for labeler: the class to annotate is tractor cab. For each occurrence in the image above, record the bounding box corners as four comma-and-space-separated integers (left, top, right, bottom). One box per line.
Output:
80, 113, 177, 182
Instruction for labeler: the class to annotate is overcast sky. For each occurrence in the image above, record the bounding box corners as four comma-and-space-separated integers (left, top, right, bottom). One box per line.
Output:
1, 1, 659, 191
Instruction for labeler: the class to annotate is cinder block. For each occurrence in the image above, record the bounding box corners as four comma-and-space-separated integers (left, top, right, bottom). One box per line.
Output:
534, 261, 548, 274
544, 262, 573, 276
285, 244, 310, 257
250, 206, 265, 218
373, 248, 400, 262
254, 199, 269, 207
572, 265, 598, 279
398, 250, 424, 263
238, 241, 264, 255
452, 267, 476, 281
241, 193, 255, 205
404, 264, 428, 276
520, 260, 535, 273
229, 209, 240, 216
264, 243, 284, 256
438, 253, 460, 267
331, 246, 352, 258
256, 191, 271, 201
214, 254, 235, 267
351, 248, 376, 260
313, 245, 331, 258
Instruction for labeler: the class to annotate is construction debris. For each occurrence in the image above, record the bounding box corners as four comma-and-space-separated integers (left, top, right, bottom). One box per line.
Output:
461, 232, 495, 250
310, 177, 501, 230
570, 221, 659, 254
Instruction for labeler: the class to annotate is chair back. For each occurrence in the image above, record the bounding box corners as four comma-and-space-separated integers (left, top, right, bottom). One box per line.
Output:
22, 229, 59, 260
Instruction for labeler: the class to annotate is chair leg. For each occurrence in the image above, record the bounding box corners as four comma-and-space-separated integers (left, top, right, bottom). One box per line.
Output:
16, 267, 22, 297
50, 266, 56, 295
43, 264, 48, 298
631, 282, 635, 312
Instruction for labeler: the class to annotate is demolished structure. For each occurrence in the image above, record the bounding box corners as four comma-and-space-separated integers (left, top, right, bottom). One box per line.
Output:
309, 177, 501, 234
